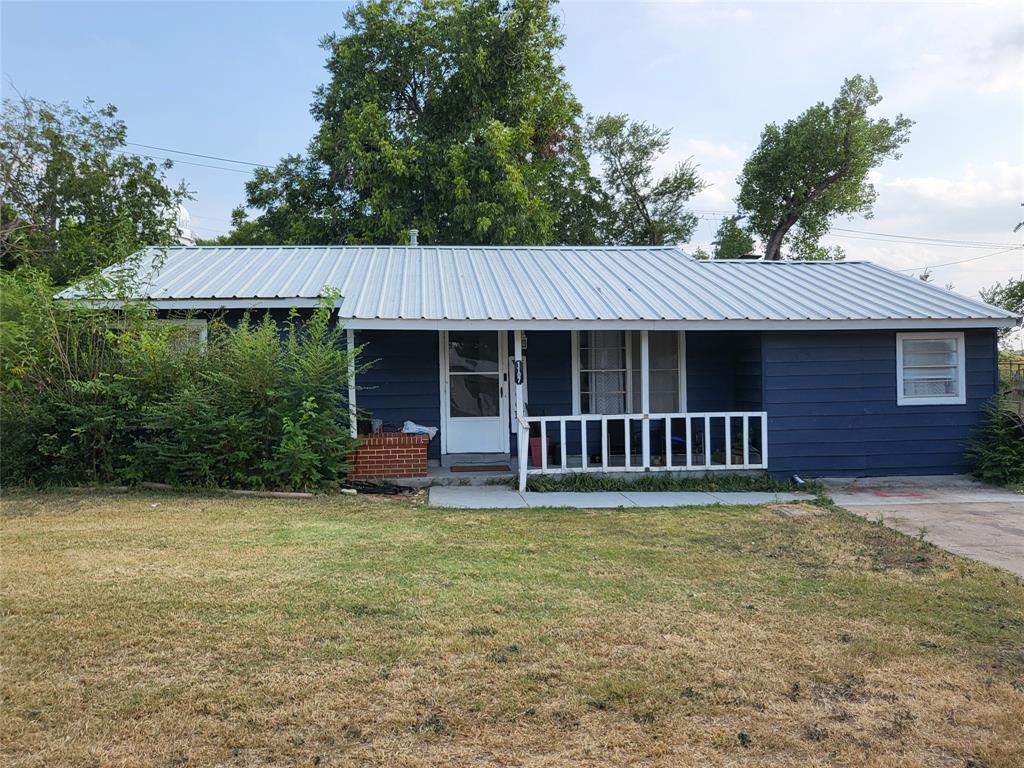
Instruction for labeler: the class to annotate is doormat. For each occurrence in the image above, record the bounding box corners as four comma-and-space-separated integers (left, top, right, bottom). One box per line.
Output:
450, 464, 511, 473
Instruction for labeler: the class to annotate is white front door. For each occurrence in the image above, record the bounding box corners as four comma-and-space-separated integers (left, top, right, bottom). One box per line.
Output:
441, 331, 509, 454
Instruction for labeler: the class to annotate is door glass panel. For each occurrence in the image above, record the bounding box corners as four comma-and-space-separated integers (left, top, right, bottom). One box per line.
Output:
450, 374, 500, 417
449, 332, 499, 373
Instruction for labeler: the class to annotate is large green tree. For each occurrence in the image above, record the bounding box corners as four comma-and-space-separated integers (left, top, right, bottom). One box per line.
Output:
228, 0, 598, 246
1, 94, 188, 285
712, 216, 755, 259
586, 114, 704, 245
730, 75, 912, 261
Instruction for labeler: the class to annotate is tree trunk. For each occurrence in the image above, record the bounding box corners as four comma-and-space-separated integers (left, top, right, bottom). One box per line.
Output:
763, 217, 797, 260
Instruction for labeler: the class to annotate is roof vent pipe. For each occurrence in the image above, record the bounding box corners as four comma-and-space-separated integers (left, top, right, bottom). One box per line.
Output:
408, 229, 418, 246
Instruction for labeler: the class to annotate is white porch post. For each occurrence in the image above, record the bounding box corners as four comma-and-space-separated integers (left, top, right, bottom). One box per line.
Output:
514, 329, 527, 492
640, 329, 651, 468
347, 328, 357, 438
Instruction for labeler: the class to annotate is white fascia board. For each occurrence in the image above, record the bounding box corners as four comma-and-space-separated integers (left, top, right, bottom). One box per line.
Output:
92, 301, 1017, 329
339, 317, 1018, 331
149, 299, 320, 310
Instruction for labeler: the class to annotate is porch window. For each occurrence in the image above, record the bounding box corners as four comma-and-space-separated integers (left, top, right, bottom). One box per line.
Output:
896, 332, 966, 406
579, 331, 628, 414
575, 330, 684, 414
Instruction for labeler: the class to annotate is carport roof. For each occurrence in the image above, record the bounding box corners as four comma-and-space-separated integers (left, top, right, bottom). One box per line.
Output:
57, 245, 1020, 330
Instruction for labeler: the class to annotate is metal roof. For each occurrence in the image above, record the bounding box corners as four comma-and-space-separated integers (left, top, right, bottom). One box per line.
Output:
59, 245, 1019, 330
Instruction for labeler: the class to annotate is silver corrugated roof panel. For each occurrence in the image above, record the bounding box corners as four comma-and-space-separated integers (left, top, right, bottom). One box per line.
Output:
58, 245, 1019, 328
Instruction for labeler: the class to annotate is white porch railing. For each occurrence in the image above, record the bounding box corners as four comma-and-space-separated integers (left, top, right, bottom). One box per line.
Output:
516, 411, 768, 491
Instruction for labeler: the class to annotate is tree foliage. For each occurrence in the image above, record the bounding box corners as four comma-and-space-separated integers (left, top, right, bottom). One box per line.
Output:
712, 216, 755, 259
227, 0, 599, 246
1, 94, 188, 285
586, 114, 704, 246
980, 276, 1024, 345
0, 270, 360, 491
731, 75, 912, 260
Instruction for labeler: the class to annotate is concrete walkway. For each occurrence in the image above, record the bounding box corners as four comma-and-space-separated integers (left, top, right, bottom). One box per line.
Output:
823, 475, 1024, 577
428, 485, 812, 509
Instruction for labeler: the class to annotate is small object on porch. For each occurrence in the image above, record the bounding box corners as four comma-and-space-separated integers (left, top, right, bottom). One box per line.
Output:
371, 418, 383, 433
529, 436, 543, 467
402, 420, 438, 440
528, 437, 561, 468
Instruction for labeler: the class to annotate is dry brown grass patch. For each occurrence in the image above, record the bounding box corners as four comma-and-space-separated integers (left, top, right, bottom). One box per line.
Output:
1, 490, 1022, 766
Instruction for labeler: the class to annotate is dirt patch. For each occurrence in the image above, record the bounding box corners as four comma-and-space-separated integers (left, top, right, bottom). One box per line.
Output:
766, 503, 827, 519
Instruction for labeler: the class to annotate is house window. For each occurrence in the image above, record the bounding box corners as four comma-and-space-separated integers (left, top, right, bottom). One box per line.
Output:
896, 332, 966, 406
631, 331, 682, 413
161, 318, 208, 350
575, 330, 684, 414
579, 331, 628, 414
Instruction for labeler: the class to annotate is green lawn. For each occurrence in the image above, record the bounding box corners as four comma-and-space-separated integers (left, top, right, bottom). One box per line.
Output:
2, 491, 1022, 767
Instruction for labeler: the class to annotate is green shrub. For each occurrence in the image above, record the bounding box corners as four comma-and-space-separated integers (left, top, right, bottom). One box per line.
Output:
1, 270, 360, 491
524, 471, 808, 494
966, 399, 1024, 487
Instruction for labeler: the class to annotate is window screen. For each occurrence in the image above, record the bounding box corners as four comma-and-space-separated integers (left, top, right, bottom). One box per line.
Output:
897, 333, 965, 405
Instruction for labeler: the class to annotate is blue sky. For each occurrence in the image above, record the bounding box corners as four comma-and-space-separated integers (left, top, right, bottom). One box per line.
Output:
3, 1, 1021, 298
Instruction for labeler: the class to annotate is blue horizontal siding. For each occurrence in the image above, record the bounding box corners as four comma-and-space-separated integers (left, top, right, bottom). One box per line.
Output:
686, 331, 763, 412
355, 330, 442, 460
516, 331, 573, 457
764, 329, 997, 477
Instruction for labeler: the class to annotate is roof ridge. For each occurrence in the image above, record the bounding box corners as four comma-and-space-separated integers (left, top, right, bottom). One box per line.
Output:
149, 244, 690, 251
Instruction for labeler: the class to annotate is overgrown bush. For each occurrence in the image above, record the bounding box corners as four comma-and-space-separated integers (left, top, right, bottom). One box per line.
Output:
1, 270, 360, 491
966, 399, 1024, 487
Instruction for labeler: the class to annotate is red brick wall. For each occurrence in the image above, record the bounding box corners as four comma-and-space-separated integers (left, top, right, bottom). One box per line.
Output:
347, 433, 429, 480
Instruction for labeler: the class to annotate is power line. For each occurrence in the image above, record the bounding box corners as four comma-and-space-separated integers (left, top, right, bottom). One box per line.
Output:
828, 232, 1019, 250
114, 149, 255, 175
895, 246, 1023, 272
691, 209, 1022, 250
831, 227, 1019, 248
126, 141, 272, 168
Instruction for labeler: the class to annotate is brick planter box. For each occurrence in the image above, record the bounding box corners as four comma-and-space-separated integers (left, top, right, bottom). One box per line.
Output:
347, 432, 430, 480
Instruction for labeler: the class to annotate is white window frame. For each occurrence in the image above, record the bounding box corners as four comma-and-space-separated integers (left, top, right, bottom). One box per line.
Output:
571, 330, 687, 415
157, 317, 208, 347
896, 331, 966, 406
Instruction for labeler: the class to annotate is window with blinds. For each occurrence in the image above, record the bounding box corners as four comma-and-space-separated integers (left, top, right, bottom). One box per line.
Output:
896, 332, 966, 406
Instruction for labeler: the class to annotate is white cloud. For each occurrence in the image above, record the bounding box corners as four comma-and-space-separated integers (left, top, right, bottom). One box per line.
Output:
653, 138, 747, 216
680, 138, 745, 164
884, 162, 1023, 209
886, 16, 1024, 106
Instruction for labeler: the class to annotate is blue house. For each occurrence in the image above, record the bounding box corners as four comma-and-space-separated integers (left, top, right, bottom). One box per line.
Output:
67, 245, 1018, 489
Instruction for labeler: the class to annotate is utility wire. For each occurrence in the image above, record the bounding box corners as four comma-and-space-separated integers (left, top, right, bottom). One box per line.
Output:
114, 149, 255, 175
691, 209, 1022, 250
894, 246, 1023, 272
831, 227, 1019, 248
126, 141, 272, 168
829, 233, 1020, 250
118, 145, 1024, 261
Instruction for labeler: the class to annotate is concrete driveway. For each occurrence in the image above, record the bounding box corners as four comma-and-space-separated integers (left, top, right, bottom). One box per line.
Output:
824, 475, 1024, 577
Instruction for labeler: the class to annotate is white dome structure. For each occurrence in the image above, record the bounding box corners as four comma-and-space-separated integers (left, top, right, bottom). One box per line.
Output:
174, 204, 196, 246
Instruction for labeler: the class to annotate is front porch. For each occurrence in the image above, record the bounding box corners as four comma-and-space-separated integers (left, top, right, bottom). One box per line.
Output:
511, 328, 766, 490
349, 327, 767, 489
